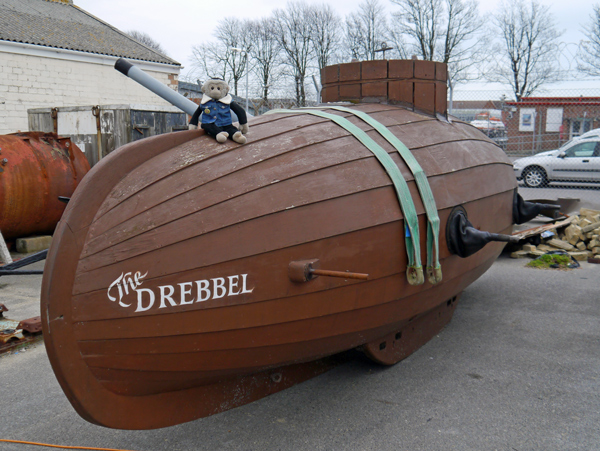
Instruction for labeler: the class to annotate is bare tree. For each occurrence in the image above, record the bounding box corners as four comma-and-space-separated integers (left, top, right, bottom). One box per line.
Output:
390, 0, 483, 83
345, 0, 390, 61
578, 4, 600, 76
127, 30, 169, 56
189, 18, 253, 96
486, 0, 562, 101
274, 2, 314, 106
214, 18, 254, 96
190, 41, 229, 82
385, 27, 410, 60
390, 0, 437, 60
310, 4, 342, 70
249, 17, 283, 105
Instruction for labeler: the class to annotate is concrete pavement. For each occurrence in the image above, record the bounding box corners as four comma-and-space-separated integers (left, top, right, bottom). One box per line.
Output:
0, 254, 598, 451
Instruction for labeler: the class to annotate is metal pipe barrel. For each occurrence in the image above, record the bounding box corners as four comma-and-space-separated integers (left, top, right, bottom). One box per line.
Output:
114, 58, 199, 116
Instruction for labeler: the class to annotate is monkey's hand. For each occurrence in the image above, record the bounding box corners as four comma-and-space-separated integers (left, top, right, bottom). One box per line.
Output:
188, 124, 198, 130
240, 123, 249, 135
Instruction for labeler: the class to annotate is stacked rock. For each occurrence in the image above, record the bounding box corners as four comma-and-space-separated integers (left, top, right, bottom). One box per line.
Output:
511, 208, 600, 261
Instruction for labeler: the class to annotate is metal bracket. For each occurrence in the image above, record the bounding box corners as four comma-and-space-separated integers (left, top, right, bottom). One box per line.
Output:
0, 249, 47, 277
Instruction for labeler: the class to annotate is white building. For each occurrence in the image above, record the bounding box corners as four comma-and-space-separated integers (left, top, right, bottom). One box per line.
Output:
0, 0, 181, 134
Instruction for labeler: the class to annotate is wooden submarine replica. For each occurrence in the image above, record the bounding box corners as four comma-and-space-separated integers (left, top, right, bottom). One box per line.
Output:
41, 58, 553, 430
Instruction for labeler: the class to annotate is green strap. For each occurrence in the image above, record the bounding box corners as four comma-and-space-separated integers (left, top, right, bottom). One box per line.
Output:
266, 108, 424, 285
314, 106, 442, 285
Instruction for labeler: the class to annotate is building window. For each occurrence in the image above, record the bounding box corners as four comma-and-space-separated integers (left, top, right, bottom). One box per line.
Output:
570, 119, 592, 138
546, 108, 563, 132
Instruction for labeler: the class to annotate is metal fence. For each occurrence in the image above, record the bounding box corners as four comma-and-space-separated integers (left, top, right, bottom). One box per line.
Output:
450, 89, 600, 200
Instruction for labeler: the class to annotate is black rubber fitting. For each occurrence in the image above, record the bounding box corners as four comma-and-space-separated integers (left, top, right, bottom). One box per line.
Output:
114, 58, 133, 76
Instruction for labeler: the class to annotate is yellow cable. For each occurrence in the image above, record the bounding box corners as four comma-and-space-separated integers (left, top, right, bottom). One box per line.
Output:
0, 439, 141, 451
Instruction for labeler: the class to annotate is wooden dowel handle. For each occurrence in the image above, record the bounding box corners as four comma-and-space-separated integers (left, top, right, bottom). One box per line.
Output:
310, 269, 369, 280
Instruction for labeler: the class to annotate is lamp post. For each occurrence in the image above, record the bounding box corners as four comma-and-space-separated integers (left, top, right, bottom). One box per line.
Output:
374, 42, 393, 60
230, 47, 249, 112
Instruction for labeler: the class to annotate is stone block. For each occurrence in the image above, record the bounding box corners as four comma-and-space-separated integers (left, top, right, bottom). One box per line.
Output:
361, 60, 388, 80
15, 235, 52, 254
389, 60, 413, 79
435, 62, 447, 81
361, 81, 387, 98
582, 221, 600, 233
569, 251, 590, 261
339, 83, 361, 100
414, 60, 436, 80
580, 208, 600, 219
522, 244, 537, 252
576, 242, 587, 251
580, 218, 593, 228
339, 62, 361, 82
565, 224, 583, 241
547, 239, 575, 251
511, 250, 529, 259
389, 80, 413, 104
320, 85, 338, 103
435, 81, 447, 114
414, 82, 435, 113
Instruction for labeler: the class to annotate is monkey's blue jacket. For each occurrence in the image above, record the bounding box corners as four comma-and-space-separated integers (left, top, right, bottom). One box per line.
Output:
190, 94, 247, 128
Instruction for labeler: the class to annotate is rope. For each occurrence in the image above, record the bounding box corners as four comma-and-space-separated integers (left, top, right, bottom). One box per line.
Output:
0, 439, 140, 451
266, 108, 424, 285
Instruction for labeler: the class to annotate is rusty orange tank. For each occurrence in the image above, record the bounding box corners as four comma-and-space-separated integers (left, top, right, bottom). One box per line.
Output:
0, 132, 90, 240
42, 60, 520, 430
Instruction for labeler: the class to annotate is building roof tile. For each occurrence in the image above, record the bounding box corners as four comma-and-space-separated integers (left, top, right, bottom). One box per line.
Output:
0, 0, 179, 66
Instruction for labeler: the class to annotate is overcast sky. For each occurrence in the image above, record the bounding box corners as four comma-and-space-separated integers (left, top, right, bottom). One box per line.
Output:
75, 0, 600, 95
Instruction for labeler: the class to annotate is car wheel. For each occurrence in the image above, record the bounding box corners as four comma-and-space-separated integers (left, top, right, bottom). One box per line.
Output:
523, 167, 547, 188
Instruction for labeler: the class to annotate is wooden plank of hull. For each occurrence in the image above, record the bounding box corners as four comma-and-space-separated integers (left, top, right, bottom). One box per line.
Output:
42, 104, 517, 430
84, 106, 501, 250
73, 163, 514, 291
69, 191, 513, 327
78, 244, 501, 384
80, 140, 509, 263
73, 109, 513, 289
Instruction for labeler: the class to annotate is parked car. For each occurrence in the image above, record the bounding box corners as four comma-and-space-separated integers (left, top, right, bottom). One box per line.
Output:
513, 136, 600, 187
557, 128, 600, 150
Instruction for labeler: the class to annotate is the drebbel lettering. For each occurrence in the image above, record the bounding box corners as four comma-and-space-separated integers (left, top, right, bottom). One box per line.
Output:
108, 272, 254, 313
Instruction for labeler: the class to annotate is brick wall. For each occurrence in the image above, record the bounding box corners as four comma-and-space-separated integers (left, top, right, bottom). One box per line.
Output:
0, 51, 178, 134
321, 60, 447, 116
502, 100, 600, 154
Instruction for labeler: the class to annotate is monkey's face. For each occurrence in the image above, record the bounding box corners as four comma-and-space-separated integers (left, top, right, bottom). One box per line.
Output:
202, 80, 229, 100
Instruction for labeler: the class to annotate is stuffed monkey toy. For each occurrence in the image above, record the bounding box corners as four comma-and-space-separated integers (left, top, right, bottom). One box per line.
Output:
188, 79, 249, 144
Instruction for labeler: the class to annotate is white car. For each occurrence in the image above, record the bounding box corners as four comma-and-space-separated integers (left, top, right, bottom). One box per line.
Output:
513, 135, 600, 187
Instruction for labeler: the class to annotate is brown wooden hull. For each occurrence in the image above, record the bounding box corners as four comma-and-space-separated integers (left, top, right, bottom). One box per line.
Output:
41, 104, 516, 429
